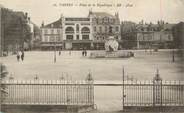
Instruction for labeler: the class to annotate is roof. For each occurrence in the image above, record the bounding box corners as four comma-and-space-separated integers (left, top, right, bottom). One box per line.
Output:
163, 24, 175, 30
0, 4, 4, 8
43, 19, 62, 28
90, 12, 115, 18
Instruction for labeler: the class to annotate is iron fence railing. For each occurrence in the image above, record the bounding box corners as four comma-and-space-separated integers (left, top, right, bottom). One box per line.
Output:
123, 80, 184, 107
1, 79, 94, 106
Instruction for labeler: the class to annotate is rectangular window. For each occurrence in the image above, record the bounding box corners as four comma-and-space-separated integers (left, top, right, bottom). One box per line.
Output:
44, 29, 48, 34
45, 36, 48, 42
104, 18, 108, 23
105, 26, 108, 32
51, 29, 54, 34
98, 19, 102, 24
57, 29, 60, 34
50, 36, 55, 42
99, 26, 102, 33
76, 24, 79, 32
76, 35, 79, 40
116, 26, 119, 32
82, 35, 89, 40
55, 36, 59, 41
94, 27, 96, 32
66, 35, 74, 40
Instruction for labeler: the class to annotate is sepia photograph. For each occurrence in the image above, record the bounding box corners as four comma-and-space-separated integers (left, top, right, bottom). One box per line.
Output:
0, 0, 184, 113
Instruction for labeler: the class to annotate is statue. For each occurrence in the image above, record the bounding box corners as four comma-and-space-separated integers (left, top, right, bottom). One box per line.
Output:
90, 35, 134, 58
105, 36, 119, 52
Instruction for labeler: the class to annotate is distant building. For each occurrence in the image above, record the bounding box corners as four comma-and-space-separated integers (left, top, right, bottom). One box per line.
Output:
136, 22, 174, 49
40, 11, 121, 50
121, 21, 137, 49
0, 7, 32, 56
89, 11, 121, 50
121, 20, 174, 49
172, 22, 184, 49
41, 17, 65, 50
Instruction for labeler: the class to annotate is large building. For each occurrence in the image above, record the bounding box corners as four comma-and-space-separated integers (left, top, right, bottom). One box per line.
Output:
40, 11, 121, 50
172, 22, 184, 49
121, 20, 174, 49
89, 11, 121, 50
0, 6, 33, 56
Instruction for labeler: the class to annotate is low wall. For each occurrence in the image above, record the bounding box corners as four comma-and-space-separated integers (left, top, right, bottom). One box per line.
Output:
2, 105, 94, 113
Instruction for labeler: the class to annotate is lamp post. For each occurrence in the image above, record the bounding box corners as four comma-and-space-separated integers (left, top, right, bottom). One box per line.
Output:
51, 25, 56, 63
172, 49, 175, 62
122, 67, 125, 111
54, 36, 56, 63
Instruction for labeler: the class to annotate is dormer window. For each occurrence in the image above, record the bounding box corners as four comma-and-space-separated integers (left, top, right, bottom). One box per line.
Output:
98, 18, 102, 24
110, 18, 114, 23
104, 17, 108, 23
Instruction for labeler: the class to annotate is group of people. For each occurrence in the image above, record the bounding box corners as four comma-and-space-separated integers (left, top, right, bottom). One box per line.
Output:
16, 51, 24, 61
82, 50, 87, 56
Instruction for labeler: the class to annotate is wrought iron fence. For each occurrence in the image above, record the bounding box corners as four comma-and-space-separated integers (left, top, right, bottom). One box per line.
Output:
122, 70, 184, 111
123, 80, 184, 106
1, 79, 94, 106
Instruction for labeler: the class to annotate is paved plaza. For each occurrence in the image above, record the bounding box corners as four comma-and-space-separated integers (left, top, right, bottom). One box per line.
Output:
1, 50, 183, 81
1, 50, 184, 112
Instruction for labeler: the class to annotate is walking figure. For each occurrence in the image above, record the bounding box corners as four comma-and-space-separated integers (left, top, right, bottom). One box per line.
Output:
84, 50, 87, 56
82, 50, 84, 56
21, 51, 24, 61
16, 51, 20, 61
59, 51, 61, 56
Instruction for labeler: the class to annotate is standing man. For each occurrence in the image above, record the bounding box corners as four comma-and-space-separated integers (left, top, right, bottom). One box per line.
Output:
59, 51, 61, 56
16, 51, 20, 61
16, 51, 22, 62
21, 51, 24, 61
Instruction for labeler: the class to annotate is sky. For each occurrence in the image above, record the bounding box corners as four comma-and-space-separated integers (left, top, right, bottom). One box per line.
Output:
0, 0, 184, 26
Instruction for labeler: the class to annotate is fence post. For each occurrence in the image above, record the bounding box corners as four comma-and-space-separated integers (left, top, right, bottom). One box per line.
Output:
86, 71, 94, 106
34, 75, 39, 104
153, 69, 162, 110
122, 67, 125, 111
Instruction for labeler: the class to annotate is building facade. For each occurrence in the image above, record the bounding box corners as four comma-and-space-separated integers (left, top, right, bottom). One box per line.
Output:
121, 21, 174, 49
136, 22, 174, 49
172, 22, 184, 49
41, 19, 63, 50
41, 11, 121, 50
0, 6, 31, 56
89, 11, 121, 50
63, 16, 92, 50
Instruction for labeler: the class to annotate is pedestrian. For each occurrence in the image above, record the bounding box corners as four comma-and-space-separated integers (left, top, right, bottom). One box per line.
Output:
16, 51, 20, 61
69, 50, 71, 56
84, 50, 87, 56
59, 51, 61, 56
85, 50, 88, 56
82, 50, 84, 56
21, 51, 24, 61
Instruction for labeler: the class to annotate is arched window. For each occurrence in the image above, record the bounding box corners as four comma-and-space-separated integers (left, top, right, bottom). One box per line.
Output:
81, 27, 90, 33
65, 27, 74, 34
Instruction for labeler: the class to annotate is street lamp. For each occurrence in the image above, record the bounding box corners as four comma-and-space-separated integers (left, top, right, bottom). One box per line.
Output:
54, 36, 56, 63
172, 49, 175, 62
51, 25, 56, 63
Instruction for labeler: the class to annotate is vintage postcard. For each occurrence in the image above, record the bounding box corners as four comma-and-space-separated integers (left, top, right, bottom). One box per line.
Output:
0, 0, 184, 113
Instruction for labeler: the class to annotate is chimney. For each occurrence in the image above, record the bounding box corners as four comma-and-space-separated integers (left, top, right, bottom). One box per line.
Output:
25, 12, 28, 19
28, 17, 31, 23
41, 21, 44, 27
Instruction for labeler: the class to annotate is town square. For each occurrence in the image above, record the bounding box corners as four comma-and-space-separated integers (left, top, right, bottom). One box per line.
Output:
0, 0, 184, 113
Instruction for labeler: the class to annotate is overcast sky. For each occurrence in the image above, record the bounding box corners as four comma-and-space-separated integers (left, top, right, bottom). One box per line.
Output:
0, 0, 183, 26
